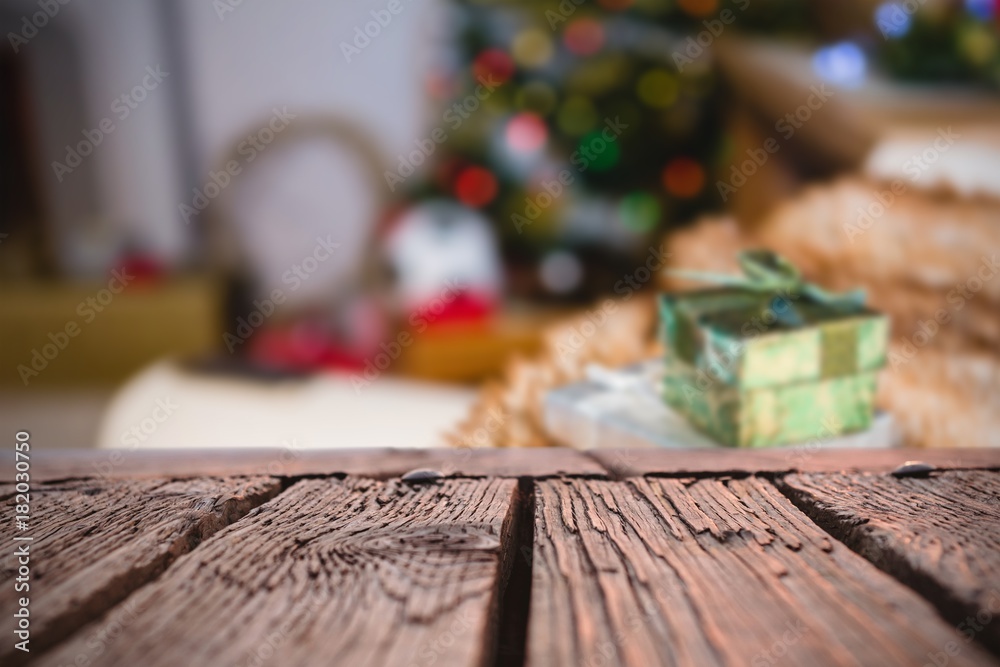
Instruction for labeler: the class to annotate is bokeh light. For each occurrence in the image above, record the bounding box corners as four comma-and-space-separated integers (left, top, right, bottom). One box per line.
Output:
539, 250, 584, 294
557, 96, 598, 135
965, 0, 996, 21
512, 28, 554, 68
874, 3, 912, 40
813, 41, 867, 88
662, 157, 705, 198
506, 113, 549, 153
564, 18, 606, 57
618, 192, 661, 232
578, 130, 621, 171
473, 48, 515, 85
959, 24, 998, 65
637, 69, 679, 108
516, 81, 558, 116
567, 55, 630, 95
454, 166, 499, 207
677, 0, 718, 18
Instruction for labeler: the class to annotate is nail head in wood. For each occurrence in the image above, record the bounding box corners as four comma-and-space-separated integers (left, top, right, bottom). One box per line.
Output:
401, 468, 444, 483
891, 461, 936, 477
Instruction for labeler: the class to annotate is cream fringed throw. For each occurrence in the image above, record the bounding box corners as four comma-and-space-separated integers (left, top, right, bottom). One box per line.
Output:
451, 177, 1000, 449
748, 178, 1000, 448
448, 296, 660, 448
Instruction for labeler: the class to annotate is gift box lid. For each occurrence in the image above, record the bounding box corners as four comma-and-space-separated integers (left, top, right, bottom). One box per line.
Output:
660, 252, 889, 390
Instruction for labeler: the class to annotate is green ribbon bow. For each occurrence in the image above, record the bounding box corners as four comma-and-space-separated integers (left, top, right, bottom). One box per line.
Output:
668, 250, 866, 325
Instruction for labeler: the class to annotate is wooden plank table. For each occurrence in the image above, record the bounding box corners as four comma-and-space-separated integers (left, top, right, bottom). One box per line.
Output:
2, 448, 998, 666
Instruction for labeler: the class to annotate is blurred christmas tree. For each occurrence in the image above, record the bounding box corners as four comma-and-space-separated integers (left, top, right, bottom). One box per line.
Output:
876, 0, 999, 85
402, 0, 757, 301
394, 0, 996, 303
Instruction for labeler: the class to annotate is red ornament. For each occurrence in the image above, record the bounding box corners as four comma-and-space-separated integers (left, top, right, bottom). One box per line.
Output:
413, 290, 496, 329
473, 49, 515, 85
454, 166, 498, 208
564, 19, 605, 56
114, 253, 164, 287
662, 157, 705, 198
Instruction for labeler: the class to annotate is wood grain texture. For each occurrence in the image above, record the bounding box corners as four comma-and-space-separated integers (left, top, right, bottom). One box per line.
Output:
1, 447, 607, 482
528, 476, 999, 667
9, 447, 1000, 485
780, 470, 1000, 653
591, 447, 1000, 478
0, 476, 280, 665
42, 477, 522, 667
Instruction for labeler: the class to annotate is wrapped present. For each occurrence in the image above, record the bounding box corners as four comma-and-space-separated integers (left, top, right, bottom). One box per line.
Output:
660, 251, 889, 447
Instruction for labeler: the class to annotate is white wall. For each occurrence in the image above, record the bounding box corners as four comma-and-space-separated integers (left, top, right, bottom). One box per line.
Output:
67, 0, 188, 272
11, 0, 444, 275
178, 0, 441, 174
175, 0, 445, 299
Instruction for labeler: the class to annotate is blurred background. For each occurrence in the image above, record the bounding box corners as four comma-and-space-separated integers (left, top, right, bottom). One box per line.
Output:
0, 0, 998, 450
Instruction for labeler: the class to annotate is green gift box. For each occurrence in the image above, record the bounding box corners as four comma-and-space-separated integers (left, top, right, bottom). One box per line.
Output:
659, 251, 889, 448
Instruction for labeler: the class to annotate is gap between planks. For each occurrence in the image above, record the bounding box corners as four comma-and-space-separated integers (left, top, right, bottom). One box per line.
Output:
527, 475, 1000, 667
28, 474, 540, 667
776, 470, 1000, 656
15, 462, 1000, 667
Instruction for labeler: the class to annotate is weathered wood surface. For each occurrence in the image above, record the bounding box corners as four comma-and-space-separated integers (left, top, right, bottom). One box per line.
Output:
5, 450, 1000, 666
591, 447, 1000, 477
42, 477, 522, 667
7, 447, 1000, 484
1, 447, 607, 482
781, 470, 1000, 653
0, 476, 280, 666
528, 476, 999, 667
